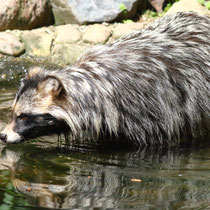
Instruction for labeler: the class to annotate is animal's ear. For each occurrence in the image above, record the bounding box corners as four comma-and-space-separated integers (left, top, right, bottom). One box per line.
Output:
37, 76, 64, 97
27, 67, 43, 78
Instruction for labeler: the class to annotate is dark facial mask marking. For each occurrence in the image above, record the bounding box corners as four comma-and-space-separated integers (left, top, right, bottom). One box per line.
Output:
14, 113, 70, 140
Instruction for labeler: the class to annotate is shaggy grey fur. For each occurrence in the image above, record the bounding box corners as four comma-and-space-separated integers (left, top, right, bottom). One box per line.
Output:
7, 12, 210, 146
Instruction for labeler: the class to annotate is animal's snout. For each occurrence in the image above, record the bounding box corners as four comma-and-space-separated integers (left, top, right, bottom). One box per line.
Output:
0, 133, 7, 143
0, 123, 23, 144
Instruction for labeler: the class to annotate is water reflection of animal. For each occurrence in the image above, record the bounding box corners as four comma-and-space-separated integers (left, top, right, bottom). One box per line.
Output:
1, 145, 208, 209
0, 144, 210, 209
0, 12, 210, 146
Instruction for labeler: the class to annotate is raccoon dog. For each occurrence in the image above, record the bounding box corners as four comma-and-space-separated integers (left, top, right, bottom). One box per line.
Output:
0, 12, 210, 146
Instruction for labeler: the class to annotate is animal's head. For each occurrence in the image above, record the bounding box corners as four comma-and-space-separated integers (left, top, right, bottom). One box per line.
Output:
0, 67, 69, 143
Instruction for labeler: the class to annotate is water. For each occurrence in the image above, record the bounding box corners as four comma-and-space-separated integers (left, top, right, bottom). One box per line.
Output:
0, 61, 210, 209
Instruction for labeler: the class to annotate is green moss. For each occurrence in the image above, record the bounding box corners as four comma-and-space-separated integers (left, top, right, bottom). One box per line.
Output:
118, 3, 133, 23
197, 0, 205, 5
119, 3, 127, 13
206, 1, 210, 9
197, 0, 210, 10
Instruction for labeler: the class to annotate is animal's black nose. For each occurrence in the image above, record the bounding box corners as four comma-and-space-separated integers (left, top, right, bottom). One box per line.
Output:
0, 133, 7, 143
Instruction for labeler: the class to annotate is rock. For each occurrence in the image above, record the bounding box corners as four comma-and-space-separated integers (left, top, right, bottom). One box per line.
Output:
166, 0, 210, 16
148, 0, 165, 12
112, 22, 146, 39
83, 24, 112, 44
0, 33, 24, 56
21, 28, 54, 57
55, 25, 81, 43
52, 43, 90, 65
0, 0, 53, 31
50, 0, 147, 25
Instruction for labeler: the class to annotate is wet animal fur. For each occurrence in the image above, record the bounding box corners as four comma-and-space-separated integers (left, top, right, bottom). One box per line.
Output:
1, 12, 210, 146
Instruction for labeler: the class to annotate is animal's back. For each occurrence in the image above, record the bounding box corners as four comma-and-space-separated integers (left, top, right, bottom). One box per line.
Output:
0, 12, 209, 146
75, 12, 210, 145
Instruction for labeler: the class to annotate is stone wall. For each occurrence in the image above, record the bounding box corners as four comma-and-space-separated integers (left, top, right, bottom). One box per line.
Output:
0, 21, 149, 65
0, 0, 209, 66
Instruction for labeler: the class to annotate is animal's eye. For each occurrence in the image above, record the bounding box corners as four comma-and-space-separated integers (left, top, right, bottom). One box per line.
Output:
17, 113, 28, 120
48, 120, 55, 125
